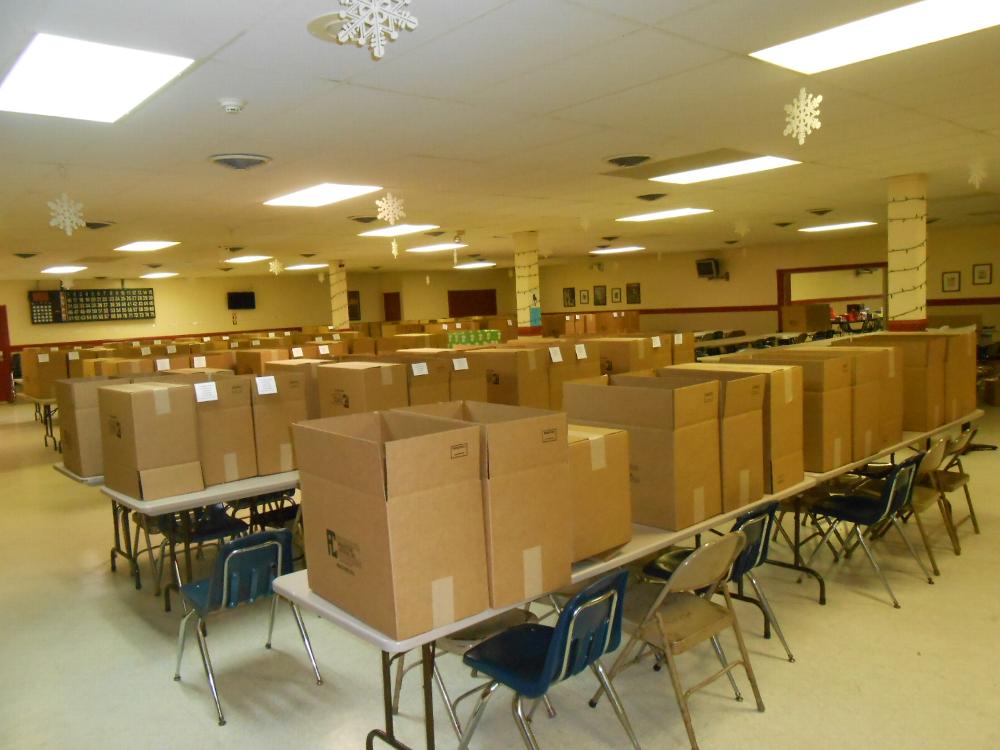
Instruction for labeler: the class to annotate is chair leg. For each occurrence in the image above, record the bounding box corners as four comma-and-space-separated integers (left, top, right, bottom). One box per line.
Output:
962, 484, 980, 534
709, 636, 743, 701
910, 506, 941, 576
937, 495, 962, 555
722, 589, 764, 713
456, 681, 499, 750
265, 594, 279, 648
289, 602, 323, 685
589, 632, 643, 708
852, 525, 900, 609
746, 572, 794, 663
432, 663, 462, 739
890, 517, 933, 584
512, 694, 542, 750
662, 646, 699, 750
193, 617, 226, 726
591, 661, 642, 750
174, 609, 196, 680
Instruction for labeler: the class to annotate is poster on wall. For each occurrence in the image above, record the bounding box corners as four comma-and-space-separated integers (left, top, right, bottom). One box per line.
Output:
579, 289, 589, 305
593, 285, 607, 306
626, 282, 641, 304
562, 287, 576, 307
973, 264, 992, 285
942, 271, 961, 293
611, 287, 622, 304
347, 290, 361, 321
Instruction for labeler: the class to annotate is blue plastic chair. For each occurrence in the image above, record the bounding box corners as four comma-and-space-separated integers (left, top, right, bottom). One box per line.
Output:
173, 529, 322, 725
455, 571, 641, 750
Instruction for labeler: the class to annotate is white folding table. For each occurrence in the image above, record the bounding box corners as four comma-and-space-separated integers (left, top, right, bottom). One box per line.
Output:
53, 462, 103, 486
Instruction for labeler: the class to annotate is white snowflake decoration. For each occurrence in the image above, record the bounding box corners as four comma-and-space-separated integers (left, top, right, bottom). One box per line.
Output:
734, 220, 751, 238
391, 238, 399, 259
784, 87, 822, 146
376, 192, 406, 225
269, 259, 284, 275
969, 162, 987, 190
337, 0, 418, 60
48, 193, 85, 236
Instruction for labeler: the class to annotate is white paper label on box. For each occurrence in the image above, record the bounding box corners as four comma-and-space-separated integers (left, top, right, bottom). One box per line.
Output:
314, 337, 324, 342
132, 340, 140, 346
380, 366, 394, 386
155, 358, 170, 371
318, 345, 330, 356
832, 438, 843, 468
565, 315, 571, 321
327, 325, 335, 331
252, 340, 261, 347
523, 546, 543, 599
50, 346, 59, 352
256, 375, 278, 395
739, 470, 751, 504
38, 353, 50, 363
279, 443, 294, 471
693, 487, 706, 520
441, 324, 449, 331
283, 331, 290, 336
153, 339, 162, 345
73, 346, 82, 350
222, 336, 230, 340
268, 332, 276, 338
431, 576, 456, 630
674, 334, 683, 345
140, 347, 151, 356
575, 344, 588, 360
194, 381, 219, 403
166, 345, 177, 354
411, 362, 429, 377
291, 347, 304, 358
589, 435, 607, 471
333, 333, 341, 341
651, 336, 662, 349
68, 352, 80, 361
223, 452, 239, 483
152, 388, 172, 416
548, 346, 563, 363
230, 342, 239, 349
453, 357, 469, 371
455, 323, 462, 329
507, 319, 513, 326
526, 349, 537, 371
575, 314, 581, 320
203, 336, 211, 342
612, 312, 619, 318
192, 356, 207, 368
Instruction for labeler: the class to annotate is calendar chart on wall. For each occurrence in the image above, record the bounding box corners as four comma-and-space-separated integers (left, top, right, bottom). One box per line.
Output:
28, 289, 156, 324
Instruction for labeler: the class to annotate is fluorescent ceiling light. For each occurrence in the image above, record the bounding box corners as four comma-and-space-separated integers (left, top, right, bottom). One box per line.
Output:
750, 1, 1000, 74
617, 208, 713, 223
454, 261, 496, 270
406, 242, 467, 253
650, 156, 800, 184
0, 33, 193, 123
285, 263, 329, 271
359, 224, 440, 238
42, 265, 86, 274
140, 271, 177, 279
799, 221, 877, 233
264, 183, 382, 207
225, 255, 272, 264
114, 241, 179, 252
590, 246, 645, 255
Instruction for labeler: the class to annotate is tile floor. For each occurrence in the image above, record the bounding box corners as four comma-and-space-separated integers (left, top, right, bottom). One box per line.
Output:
1, 400, 998, 749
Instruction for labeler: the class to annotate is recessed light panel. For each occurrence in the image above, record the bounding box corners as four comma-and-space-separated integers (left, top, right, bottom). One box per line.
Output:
798, 221, 877, 233
750, 1, 1000, 74
264, 183, 382, 207
454, 260, 496, 270
650, 156, 800, 184
140, 271, 178, 279
617, 208, 713, 223
42, 265, 86, 274
405, 242, 467, 253
0, 33, 193, 123
285, 263, 329, 271
359, 224, 440, 238
114, 241, 179, 252
590, 246, 645, 255
225, 255, 272, 264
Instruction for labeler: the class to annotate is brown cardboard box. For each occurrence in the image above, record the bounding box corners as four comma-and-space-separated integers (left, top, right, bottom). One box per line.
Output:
294, 411, 489, 639
350, 337, 377, 355
902, 330, 976, 422
99, 383, 205, 499
202, 350, 237, 370
377, 332, 449, 353
567, 425, 632, 561
395, 401, 572, 608
485, 316, 517, 342
149, 354, 191, 373
984, 378, 1000, 406
541, 342, 601, 410
564, 378, 722, 530
193, 376, 258, 485
159, 367, 234, 383
113, 359, 156, 377
781, 303, 831, 333
250, 373, 309, 475
265, 359, 327, 418
651, 369, 766, 512
150, 343, 191, 356
236, 348, 289, 375
590, 337, 653, 375
395, 348, 488, 402
466, 349, 550, 409
380, 323, 424, 337
56, 376, 129, 477
376, 353, 451, 405
666, 333, 696, 364
317, 362, 408, 417
666, 363, 805, 493
299, 341, 349, 358
21, 349, 69, 398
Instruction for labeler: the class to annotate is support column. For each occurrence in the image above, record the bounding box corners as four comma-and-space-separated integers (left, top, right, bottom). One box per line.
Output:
513, 231, 542, 335
328, 262, 349, 330
886, 174, 928, 331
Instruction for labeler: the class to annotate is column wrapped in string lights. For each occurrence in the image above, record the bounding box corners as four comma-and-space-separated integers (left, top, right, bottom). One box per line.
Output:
328, 262, 350, 330
886, 174, 928, 331
513, 230, 541, 332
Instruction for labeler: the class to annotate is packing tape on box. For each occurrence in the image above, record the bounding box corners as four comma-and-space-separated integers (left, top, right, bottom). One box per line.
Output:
783, 372, 793, 404
152, 388, 172, 416
739, 469, 751, 504
588, 434, 607, 471
864, 430, 873, 457
223, 452, 239, 483
526, 349, 536, 371
381, 366, 394, 386
832, 438, 842, 467
431, 576, 456, 629
693, 487, 705, 520
279, 443, 294, 471
523, 546, 543, 599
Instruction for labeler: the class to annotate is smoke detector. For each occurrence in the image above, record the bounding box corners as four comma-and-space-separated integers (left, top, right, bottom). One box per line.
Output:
210, 154, 271, 171
219, 98, 246, 114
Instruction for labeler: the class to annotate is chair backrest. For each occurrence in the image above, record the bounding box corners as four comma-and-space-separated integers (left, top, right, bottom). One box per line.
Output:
711, 330, 725, 339
946, 428, 975, 458
542, 570, 628, 685
729, 503, 778, 581
917, 439, 947, 479
662, 532, 746, 595
206, 529, 293, 611
878, 453, 923, 519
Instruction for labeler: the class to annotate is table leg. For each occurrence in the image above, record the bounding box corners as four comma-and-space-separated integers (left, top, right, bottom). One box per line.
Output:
109, 501, 139, 586
367, 650, 416, 750
421, 643, 436, 750
765, 503, 826, 605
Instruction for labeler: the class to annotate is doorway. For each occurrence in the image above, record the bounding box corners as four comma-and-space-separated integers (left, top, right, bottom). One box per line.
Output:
447, 289, 498, 318
0, 306, 11, 403
776, 262, 887, 328
383, 292, 402, 322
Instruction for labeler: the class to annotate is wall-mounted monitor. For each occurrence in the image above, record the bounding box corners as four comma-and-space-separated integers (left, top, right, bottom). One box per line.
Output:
227, 291, 256, 310
696, 258, 720, 278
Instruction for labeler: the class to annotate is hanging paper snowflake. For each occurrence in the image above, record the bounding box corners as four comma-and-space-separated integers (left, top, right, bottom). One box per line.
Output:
337, 0, 418, 60
48, 193, 86, 236
969, 162, 987, 190
734, 220, 751, 238
391, 238, 399, 259
784, 87, 822, 146
269, 259, 284, 275
376, 192, 406, 225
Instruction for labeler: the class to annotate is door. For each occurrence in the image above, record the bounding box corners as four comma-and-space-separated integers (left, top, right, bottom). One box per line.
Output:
0, 306, 11, 403
447, 289, 498, 318
383, 292, 402, 322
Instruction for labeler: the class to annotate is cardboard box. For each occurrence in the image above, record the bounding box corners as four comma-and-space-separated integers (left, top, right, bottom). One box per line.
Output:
99, 383, 205, 500
564, 379, 722, 530
113, 359, 156, 377
21, 349, 69, 398
148, 354, 192, 373
376, 353, 451, 405
192, 376, 258, 486
394, 401, 572, 608
350, 337, 377, 355
590, 337, 654, 375
299, 341, 349, 358
236, 348, 289, 375
158, 368, 234, 383
395, 348, 488, 402
666, 332, 696, 365
202, 351, 237, 370
984, 378, 1000, 406
465, 349, 550, 409
56, 376, 129, 477
666, 363, 804, 493
317, 362, 408, 417
649, 369, 766, 512
782, 303, 831, 333
250, 373, 309, 475
294, 411, 490, 639
544, 342, 601, 410
377, 332, 449, 354
265, 359, 327, 419
567, 425, 633, 561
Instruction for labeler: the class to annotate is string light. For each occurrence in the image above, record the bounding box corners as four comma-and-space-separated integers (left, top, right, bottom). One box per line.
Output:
888, 240, 927, 254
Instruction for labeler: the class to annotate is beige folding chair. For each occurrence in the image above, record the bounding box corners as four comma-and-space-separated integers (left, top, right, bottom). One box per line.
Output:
600, 532, 764, 750
921, 429, 981, 553
903, 438, 951, 574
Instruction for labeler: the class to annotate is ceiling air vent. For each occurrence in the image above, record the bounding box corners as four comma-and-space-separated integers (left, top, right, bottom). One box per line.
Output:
210, 153, 272, 171
773, 221, 794, 228
85, 220, 114, 230
350, 215, 378, 224
425, 230, 446, 237
606, 154, 650, 168
637, 193, 667, 202
601, 235, 619, 242
219, 267, 233, 272
808, 208, 833, 216
724, 240, 739, 245
13, 252, 37, 259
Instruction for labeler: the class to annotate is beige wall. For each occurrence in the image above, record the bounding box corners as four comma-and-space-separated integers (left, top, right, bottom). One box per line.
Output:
790, 268, 884, 302
347, 269, 516, 322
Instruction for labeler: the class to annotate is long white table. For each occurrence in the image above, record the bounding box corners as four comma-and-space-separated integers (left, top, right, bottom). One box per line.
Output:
19, 393, 59, 451
53, 462, 103, 486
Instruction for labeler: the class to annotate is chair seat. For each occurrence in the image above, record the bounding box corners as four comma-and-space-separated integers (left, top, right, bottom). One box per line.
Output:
162, 509, 248, 543
910, 485, 941, 512
180, 579, 215, 615
463, 623, 554, 699
254, 504, 299, 529
643, 547, 695, 581
636, 593, 732, 655
811, 492, 886, 526
924, 471, 969, 493
439, 609, 537, 656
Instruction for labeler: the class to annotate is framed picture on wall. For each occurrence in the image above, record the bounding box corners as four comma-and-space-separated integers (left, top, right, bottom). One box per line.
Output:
579, 288, 589, 305
562, 287, 576, 307
973, 263, 993, 285
347, 290, 361, 321
593, 285, 607, 306
611, 287, 622, 304
942, 271, 961, 293
626, 282, 641, 304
